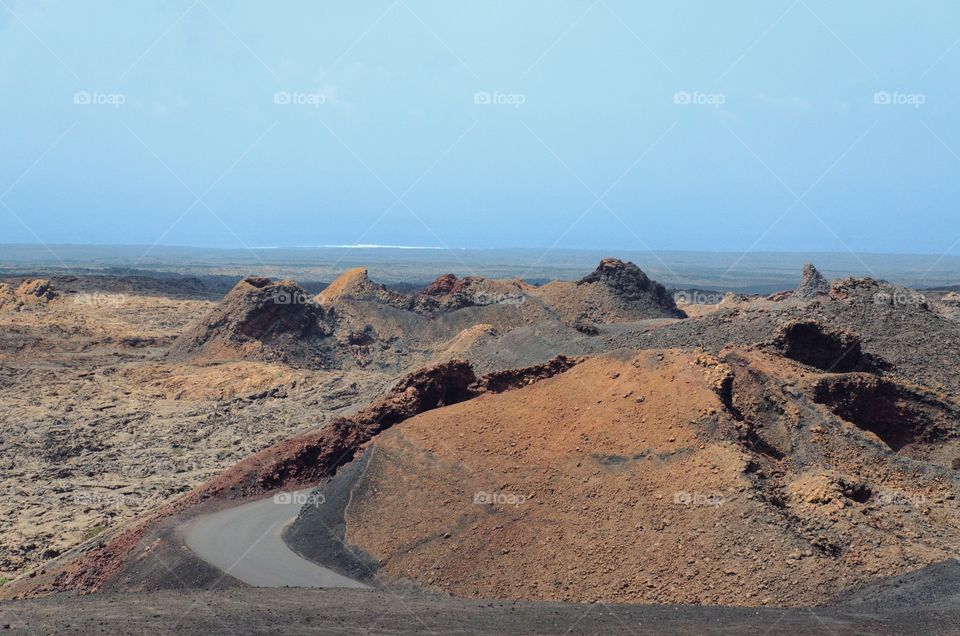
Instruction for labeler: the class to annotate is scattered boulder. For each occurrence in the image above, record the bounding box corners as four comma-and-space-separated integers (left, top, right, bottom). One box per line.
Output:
572, 318, 600, 335
766, 290, 793, 302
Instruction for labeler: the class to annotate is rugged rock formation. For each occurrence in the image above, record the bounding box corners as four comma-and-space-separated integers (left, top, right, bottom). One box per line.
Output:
469, 354, 582, 393
808, 373, 959, 456
534, 259, 685, 326
308, 260, 682, 363
16, 279, 57, 301
414, 275, 529, 312
578, 259, 665, 300
1, 278, 57, 308
418, 273, 477, 298
794, 263, 831, 300
170, 277, 337, 368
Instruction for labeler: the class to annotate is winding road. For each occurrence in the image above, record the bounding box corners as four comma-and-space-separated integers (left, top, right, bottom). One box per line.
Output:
182, 489, 368, 588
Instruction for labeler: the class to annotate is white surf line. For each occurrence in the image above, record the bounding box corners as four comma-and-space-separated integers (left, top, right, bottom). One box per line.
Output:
182, 489, 368, 588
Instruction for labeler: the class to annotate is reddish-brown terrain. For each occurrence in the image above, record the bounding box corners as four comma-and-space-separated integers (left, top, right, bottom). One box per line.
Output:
2, 259, 960, 633
287, 344, 960, 607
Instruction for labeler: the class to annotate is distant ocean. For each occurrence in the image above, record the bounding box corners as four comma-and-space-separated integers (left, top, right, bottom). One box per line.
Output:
252, 244, 450, 250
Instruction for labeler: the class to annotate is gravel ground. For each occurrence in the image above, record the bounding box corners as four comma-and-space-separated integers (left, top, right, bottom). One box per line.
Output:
1, 586, 957, 635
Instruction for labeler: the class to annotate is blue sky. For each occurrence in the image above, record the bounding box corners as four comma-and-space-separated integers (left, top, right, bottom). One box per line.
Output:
1, 0, 959, 254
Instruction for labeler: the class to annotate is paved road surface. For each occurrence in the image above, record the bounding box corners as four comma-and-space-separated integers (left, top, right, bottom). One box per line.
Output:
182, 489, 367, 588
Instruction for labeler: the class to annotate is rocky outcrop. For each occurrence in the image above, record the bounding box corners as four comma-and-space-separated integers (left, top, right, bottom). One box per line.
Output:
1, 278, 57, 308
170, 277, 337, 368
414, 274, 483, 311
794, 263, 831, 300
576, 258, 684, 318
419, 273, 477, 298
413, 274, 528, 312
578, 259, 669, 303
470, 354, 582, 394
533, 259, 685, 326
16, 279, 57, 301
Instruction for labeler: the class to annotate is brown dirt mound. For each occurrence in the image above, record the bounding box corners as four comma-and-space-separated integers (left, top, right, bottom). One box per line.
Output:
417, 273, 478, 299
169, 277, 339, 368
828, 277, 931, 311
533, 259, 685, 326
317, 267, 410, 308
302, 347, 960, 607
413, 275, 529, 312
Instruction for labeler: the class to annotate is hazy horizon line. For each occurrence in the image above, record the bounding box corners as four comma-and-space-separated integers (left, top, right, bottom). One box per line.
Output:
3, 242, 960, 260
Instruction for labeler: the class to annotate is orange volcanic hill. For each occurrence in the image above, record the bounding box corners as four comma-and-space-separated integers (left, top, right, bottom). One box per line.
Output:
288, 344, 960, 607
